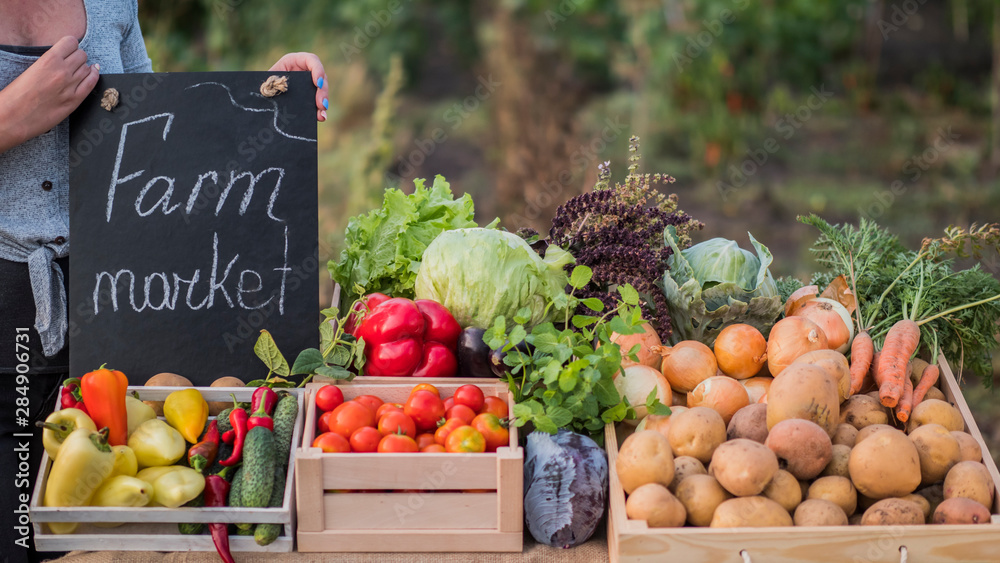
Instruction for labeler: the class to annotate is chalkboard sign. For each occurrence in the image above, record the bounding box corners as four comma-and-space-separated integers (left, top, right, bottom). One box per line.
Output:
68, 72, 319, 385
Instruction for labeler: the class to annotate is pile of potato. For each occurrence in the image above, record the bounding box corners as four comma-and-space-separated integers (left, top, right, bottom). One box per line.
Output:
616, 347, 996, 528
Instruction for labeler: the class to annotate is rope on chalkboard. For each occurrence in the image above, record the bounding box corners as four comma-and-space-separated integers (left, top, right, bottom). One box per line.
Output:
260, 75, 289, 98
100, 88, 119, 111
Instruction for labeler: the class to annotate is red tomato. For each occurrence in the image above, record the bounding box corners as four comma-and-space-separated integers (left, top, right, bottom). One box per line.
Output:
377, 411, 417, 438
349, 426, 382, 453
327, 401, 376, 439
410, 383, 439, 397
434, 418, 466, 446
452, 385, 485, 413
412, 342, 458, 377
442, 396, 455, 411
481, 396, 509, 419
378, 433, 419, 453
445, 404, 477, 425
313, 431, 350, 453
404, 390, 446, 431
317, 410, 334, 434
471, 413, 509, 452
421, 444, 446, 453
415, 299, 462, 349
415, 433, 436, 450
314, 385, 345, 412
375, 402, 404, 422
353, 394, 383, 415
445, 426, 486, 453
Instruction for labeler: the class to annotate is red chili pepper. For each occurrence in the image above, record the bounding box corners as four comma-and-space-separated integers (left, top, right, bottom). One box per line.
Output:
222, 429, 235, 445
80, 366, 129, 446
188, 419, 220, 474
204, 468, 235, 563
218, 409, 248, 467
251, 387, 279, 416
247, 402, 274, 432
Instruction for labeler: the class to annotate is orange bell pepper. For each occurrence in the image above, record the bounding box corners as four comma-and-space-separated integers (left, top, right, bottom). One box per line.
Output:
80, 365, 129, 446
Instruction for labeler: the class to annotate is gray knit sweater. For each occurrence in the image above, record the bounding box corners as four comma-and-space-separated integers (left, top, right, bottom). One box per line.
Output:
0, 0, 152, 357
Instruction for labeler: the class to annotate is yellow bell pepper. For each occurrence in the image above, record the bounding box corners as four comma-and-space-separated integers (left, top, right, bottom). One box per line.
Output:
39, 408, 97, 460
43, 428, 114, 534
163, 388, 208, 443
90, 475, 153, 527
109, 445, 138, 478
125, 395, 157, 437
136, 465, 205, 508
128, 419, 186, 468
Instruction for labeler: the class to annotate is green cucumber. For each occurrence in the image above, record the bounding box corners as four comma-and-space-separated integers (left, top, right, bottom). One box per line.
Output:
272, 394, 298, 465
240, 426, 276, 508
235, 524, 255, 536
254, 465, 287, 546
216, 407, 234, 435
228, 466, 244, 508
177, 495, 205, 534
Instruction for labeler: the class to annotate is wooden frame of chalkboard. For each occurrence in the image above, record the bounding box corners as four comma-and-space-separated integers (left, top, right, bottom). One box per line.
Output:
68, 72, 319, 385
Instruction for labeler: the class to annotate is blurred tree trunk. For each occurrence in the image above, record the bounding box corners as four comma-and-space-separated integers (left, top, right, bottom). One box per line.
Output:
476, 3, 584, 233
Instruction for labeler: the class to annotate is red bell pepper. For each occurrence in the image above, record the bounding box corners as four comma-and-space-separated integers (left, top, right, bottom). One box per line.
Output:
415, 300, 462, 349
60, 378, 89, 415
355, 297, 462, 377
343, 293, 392, 336
80, 366, 129, 446
204, 467, 235, 563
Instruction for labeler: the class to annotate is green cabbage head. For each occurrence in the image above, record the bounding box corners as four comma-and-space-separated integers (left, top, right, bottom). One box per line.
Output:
661, 228, 782, 346
415, 228, 574, 329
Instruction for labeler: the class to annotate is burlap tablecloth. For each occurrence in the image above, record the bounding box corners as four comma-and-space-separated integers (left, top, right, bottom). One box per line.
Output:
44, 528, 610, 563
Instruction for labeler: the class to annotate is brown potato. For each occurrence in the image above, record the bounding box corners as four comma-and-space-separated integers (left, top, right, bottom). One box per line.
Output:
820, 444, 852, 479
951, 431, 983, 463
840, 395, 888, 430
639, 407, 687, 441
908, 423, 961, 486
625, 483, 686, 527
831, 423, 858, 447
710, 496, 793, 527
763, 469, 802, 513
669, 456, 707, 493
208, 376, 245, 415
710, 439, 780, 497
727, 403, 769, 444
617, 430, 675, 494
793, 499, 848, 526
899, 493, 932, 522
915, 483, 945, 519
766, 363, 840, 436
855, 424, 895, 445
932, 496, 992, 525
861, 498, 925, 525
924, 386, 947, 403
668, 407, 727, 464
675, 474, 732, 527
765, 419, 833, 480
807, 476, 857, 517
943, 461, 995, 509
848, 427, 921, 499
793, 349, 851, 402
907, 399, 964, 433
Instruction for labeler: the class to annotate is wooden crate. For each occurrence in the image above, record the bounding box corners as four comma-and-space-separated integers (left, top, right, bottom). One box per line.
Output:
606, 357, 1000, 563
295, 381, 523, 552
29, 386, 304, 553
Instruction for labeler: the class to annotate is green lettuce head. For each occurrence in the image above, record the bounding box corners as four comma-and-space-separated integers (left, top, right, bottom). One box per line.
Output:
661, 229, 782, 345
414, 228, 574, 329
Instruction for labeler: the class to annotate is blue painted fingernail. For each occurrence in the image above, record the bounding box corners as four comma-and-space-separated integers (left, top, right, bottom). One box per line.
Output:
318, 77, 324, 88
323, 98, 329, 109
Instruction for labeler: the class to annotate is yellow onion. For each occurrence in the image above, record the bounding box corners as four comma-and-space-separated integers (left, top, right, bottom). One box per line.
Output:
614, 365, 673, 426
741, 376, 773, 404
687, 376, 750, 425
713, 323, 767, 379
655, 340, 718, 394
791, 297, 854, 353
766, 316, 829, 377
611, 322, 663, 369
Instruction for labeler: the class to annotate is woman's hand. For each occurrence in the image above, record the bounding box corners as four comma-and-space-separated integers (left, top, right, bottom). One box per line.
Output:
0, 36, 100, 153
269, 52, 328, 122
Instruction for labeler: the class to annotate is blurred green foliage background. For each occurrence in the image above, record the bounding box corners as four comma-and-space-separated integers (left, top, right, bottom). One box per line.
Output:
138, 0, 1000, 447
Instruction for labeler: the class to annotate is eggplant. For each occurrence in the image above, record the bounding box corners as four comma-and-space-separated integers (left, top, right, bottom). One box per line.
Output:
456, 327, 493, 378
489, 341, 532, 378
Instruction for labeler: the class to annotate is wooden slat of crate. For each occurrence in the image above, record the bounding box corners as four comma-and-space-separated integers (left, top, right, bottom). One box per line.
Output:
606, 356, 1000, 563
295, 380, 523, 552
30, 386, 302, 552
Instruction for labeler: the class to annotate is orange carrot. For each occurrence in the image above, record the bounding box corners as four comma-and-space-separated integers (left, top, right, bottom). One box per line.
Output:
876, 319, 920, 408
895, 368, 914, 423
911, 363, 940, 407
848, 331, 874, 395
